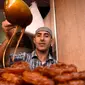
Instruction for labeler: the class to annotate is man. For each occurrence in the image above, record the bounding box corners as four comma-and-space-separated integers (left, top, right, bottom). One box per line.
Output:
0, 20, 56, 69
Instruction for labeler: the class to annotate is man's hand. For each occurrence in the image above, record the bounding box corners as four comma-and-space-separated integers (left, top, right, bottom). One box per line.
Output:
2, 20, 16, 39
2, 20, 16, 33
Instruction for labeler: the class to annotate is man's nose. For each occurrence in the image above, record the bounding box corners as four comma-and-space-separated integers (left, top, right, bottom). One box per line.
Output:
40, 36, 44, 40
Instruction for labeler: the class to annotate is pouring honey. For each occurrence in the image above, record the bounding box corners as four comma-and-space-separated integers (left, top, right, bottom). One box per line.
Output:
3, 0, 33, 67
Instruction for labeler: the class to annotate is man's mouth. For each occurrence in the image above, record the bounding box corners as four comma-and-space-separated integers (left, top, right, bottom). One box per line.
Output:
39, 43, 45, 46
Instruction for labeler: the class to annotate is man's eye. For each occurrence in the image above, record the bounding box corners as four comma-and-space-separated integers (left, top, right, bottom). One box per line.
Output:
44, 34, 49, 37
45, 35, 49, 37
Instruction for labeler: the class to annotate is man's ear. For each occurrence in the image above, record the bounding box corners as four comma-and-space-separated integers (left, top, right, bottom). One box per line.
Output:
51, 38, 55, 47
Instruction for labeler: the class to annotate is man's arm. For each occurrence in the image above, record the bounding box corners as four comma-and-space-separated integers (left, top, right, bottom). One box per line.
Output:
0, 39, 8, 60
0, 20, 16, 61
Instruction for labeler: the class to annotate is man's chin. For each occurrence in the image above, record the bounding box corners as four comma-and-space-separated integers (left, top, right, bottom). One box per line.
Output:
38, 48, 47, 51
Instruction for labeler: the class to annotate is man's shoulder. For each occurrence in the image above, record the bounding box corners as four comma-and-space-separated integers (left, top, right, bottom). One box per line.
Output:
9, 52, 32, 60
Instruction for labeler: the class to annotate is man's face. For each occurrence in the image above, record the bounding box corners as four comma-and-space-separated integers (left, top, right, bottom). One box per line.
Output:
33, 30, 52, 51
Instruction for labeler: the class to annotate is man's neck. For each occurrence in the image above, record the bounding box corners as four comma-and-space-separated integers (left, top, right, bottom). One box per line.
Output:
35, 49, 49, 62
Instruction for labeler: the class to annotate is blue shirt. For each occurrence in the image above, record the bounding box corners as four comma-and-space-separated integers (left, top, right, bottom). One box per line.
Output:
9, 50, 56, 70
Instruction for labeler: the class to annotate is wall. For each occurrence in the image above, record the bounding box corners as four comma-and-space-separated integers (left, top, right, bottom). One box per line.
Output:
56, 0, 85, 71
0, 10, 6, 44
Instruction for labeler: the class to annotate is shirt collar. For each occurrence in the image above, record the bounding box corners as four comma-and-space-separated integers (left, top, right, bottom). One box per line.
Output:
31, 50, 54, 61
31, 50, 37, 58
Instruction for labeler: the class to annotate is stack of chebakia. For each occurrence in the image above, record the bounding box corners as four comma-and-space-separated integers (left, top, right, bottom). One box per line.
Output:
0, 61, 85, 85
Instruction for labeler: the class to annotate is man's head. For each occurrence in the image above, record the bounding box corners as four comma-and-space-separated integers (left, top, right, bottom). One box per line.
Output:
33, 27, 53, 51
